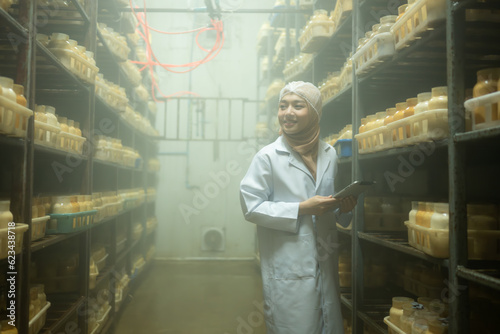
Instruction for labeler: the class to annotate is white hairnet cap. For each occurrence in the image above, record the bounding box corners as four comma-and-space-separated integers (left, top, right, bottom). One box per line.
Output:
279, 81, 322, 118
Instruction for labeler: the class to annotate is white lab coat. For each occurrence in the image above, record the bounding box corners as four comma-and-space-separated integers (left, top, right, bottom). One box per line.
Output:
240, 135, 351, 334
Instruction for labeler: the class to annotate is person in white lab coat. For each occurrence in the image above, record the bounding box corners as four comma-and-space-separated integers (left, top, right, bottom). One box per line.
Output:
240, 81, 357, 334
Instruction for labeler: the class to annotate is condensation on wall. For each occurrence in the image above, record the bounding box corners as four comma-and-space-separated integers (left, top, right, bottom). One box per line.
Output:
146, 0, 272, 259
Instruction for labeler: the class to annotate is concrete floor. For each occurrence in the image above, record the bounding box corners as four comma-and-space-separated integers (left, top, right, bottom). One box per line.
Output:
114, 261, 267, 334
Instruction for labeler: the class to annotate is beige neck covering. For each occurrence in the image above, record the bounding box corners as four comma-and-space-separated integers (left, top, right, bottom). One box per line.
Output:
279, 82, 323, 180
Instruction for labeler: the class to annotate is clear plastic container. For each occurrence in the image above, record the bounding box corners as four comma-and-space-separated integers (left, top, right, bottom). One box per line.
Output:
400, 303, 416, 333
415, 202, 428, 227
0, 77, 17, 102
428, 87, 448, 111
431, 203, 449, 229
390, 297, 414, 328
411, 319, 429, 334
384, 108, 396, 125
0, 200, 13, 229
409, 201, 419, 225
473, 68, 500, 124
415, 92, 432, 114
467, 204, 498, 230
378, 15, 397, 33
51, 196, 72, 214
13, 84, 27, 107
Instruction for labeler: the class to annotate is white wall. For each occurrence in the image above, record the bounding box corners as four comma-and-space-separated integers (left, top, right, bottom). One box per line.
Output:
143, 0, 273, 259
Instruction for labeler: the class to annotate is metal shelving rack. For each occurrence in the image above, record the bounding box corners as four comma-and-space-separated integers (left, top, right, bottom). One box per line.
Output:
0, 1, 158, 333
287, 0, 500, 333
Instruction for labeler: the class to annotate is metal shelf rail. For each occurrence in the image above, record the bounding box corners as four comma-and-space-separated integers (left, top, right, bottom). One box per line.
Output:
0, 1, 158, 333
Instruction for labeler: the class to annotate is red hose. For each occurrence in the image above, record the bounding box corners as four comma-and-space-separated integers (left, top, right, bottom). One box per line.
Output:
128, 0, 225, 100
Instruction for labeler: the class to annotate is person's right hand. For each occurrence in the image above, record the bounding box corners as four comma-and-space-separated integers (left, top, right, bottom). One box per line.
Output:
299, 195, 340, 216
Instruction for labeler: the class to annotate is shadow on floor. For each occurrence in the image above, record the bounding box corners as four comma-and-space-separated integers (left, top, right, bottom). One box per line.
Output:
113, 260, 266, 334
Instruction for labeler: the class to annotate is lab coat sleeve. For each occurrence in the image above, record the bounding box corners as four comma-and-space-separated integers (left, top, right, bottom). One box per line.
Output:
240, 154, 300, 234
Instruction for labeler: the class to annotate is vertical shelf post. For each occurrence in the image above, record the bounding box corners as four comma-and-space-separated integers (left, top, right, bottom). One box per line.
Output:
18, 0, 36, 332
351, 1, 364, 333
446, 0, 469, 333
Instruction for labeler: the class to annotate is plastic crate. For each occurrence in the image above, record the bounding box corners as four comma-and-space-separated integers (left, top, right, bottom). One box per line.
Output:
95, 79, 128, 112
355, 126, 390, 154
384, 316, 406, 334
94, 253, 108, 272
299, 0, 314, 8
334, 139, 352, 157
0, 223, 28, 259
31, 216, 49, 241
353, 32, 395, 76
405, 221, 500, 259
29, 302, 51, 334
119, 61, 141, 87
131, 223, 143, 242
0, 95, 33, 137
47, 210, 97, 234
464, 91, 500, 131
331, 0, 353, 30
390, 0, 446, 51
299, 20, 335, 53
116, 236, 127, 254
34, 121, 60, 148
386, 109, 449, 148
58, 131, 86, 154
48, 48, 99, 84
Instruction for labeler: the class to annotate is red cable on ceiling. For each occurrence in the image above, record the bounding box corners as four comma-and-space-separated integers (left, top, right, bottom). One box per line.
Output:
128, 0, 225, 101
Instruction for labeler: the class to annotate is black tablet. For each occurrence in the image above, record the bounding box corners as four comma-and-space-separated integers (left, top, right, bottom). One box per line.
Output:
333, 181, 375, 198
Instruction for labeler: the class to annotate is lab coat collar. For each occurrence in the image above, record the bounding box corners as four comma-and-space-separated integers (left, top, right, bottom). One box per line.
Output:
275, 136, 331, 185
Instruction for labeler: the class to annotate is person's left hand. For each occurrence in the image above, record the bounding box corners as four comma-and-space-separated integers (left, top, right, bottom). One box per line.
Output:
339, 195, 357, 213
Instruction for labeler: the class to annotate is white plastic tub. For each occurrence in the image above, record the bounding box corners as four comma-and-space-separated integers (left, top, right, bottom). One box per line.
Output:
31, 216, 49, 241
353, 32, 395, 75
299, 20, 335, 53
405, 221, 500, 259
384, 316, 406, 334
386, 109, 449, 148
0, 95, 33, 137
355, 125, 391, 154
48, 48, 99, 84
34, 121, 60, 148
390, 0, 446, 51
331, 0, 353, 31
29, 301, 51, 334
464, 90, 500, 131
0, 223, 28, 259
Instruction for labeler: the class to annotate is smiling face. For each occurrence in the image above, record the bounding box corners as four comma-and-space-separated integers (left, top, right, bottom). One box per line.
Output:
278, 93, 313, 135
